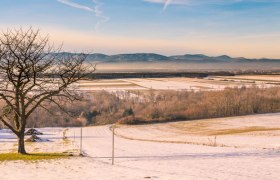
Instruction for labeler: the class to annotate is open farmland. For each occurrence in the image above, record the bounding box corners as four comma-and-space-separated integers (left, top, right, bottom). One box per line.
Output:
0, 113, 280, 179
114, 113, 280, 149
75, 75, 280, 92
212, 75, 280, 84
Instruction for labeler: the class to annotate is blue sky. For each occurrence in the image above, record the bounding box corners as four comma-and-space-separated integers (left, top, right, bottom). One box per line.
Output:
0, 0, 280, 58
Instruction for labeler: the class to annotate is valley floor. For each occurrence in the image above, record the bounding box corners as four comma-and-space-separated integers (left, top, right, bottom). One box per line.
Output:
1, 113, 280, 180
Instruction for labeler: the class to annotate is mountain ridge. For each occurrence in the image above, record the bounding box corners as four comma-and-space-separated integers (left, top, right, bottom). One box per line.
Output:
57, 52, 280, 62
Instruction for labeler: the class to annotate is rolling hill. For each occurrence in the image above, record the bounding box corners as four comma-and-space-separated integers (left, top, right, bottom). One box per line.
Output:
56, 52, 280, 63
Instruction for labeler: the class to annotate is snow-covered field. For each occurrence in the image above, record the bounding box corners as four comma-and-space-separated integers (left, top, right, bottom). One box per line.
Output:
1, 113, 280, 179
75, 75, 280, 92
115, 113, 280, 149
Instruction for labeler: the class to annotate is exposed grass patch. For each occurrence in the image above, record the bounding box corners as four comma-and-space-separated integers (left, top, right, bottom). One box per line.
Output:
171, 120, 223, 135
210, 127, 280, 136
172, 119, 280, 136
0, 153, 70, 162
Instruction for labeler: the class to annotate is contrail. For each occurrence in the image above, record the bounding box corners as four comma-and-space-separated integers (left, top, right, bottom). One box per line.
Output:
57, 0, 109, 30
57, 0, 94, 12
92, 0, 110, 30
163, 0, 173, 11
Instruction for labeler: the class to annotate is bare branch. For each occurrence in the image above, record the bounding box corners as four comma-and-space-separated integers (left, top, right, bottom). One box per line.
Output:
0, 27, 94, 153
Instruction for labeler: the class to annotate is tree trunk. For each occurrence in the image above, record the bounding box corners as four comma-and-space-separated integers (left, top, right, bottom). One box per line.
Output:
17, 133, 27, 154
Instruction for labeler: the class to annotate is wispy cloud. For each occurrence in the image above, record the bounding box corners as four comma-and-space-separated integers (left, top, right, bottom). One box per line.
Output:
163, 0, 175, 11
58, 0, 94, 12
144, 0, 279, 11
92, 0, 110, 30
143, 0, 189, 11
57, 0, 109, 30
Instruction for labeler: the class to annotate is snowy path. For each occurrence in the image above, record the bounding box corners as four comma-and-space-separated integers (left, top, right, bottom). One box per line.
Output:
70, 125, 280, 179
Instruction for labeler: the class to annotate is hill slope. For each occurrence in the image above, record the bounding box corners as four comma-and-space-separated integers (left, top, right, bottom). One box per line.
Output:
56, 52, 280, 63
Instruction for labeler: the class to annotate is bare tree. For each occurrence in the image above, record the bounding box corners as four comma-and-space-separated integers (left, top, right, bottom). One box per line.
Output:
0, 28, 94, 154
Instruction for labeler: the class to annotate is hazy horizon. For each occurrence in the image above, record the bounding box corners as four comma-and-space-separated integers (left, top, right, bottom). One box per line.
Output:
1, 0, 280, 59
94, 62, 280, 73
57, 51, 280, 60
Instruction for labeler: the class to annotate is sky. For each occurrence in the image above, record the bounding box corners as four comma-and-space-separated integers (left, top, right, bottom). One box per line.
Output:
0, 0, 280, 58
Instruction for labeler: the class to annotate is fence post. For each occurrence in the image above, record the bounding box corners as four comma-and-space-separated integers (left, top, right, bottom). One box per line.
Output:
80, 127, 83, 155
112, 124, 115, 165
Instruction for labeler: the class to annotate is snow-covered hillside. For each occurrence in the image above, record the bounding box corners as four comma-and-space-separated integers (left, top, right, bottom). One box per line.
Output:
0, 114, 280, 179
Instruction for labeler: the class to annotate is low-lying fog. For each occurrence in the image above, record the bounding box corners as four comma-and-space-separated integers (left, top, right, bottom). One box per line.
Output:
94, 62, 280, 73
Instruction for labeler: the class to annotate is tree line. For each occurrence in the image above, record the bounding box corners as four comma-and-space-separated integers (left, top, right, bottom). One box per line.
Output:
2, 86, 280, 128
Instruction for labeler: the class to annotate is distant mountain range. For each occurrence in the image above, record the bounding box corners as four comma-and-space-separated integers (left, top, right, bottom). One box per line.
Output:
57, 52, 280, 63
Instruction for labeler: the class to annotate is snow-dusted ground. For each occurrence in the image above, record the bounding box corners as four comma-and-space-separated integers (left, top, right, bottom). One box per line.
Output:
115, 113, 280, 149
1, 114, 280, 179
0, 128, 79, 154
74, 76, 280, 92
